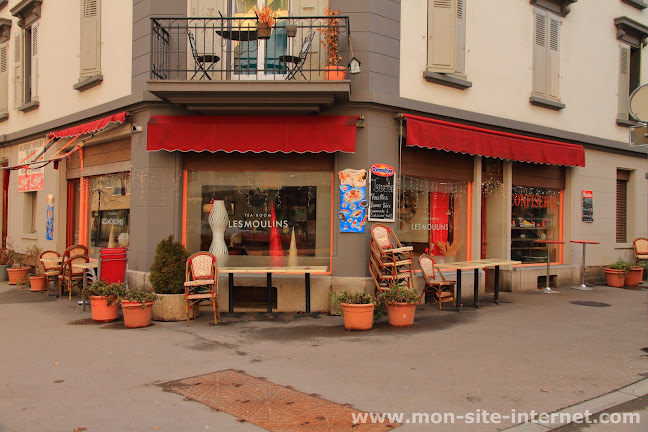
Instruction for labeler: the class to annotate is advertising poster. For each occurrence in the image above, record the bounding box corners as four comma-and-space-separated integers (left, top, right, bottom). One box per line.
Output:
582, 190, 593, 222
338, 169, 368, 233
369, 164, 396, 222
46, 195, 54, 240
17, 139, 45, 192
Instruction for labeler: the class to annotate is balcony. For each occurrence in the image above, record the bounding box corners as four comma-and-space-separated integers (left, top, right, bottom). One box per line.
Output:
148, 16, 352, 114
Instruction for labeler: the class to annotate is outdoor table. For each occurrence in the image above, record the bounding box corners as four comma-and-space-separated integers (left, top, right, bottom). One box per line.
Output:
534, 240, 564, 293
570, 240, 600, 291
219, 266, 328, 318
437, 259, 521, 311
75, 261, 99, 311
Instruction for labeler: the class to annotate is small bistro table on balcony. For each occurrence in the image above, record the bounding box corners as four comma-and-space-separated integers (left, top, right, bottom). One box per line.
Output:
437, 259, 521, 311
219, 266, 328, 317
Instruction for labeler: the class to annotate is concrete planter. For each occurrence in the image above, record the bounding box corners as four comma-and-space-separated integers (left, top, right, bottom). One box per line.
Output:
152, 293, 197, 322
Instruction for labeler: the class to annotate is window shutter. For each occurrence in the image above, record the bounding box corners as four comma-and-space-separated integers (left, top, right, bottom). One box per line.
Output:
618, 45, 630, 120
547, 15, 560, 99
13, 33, 22, 108
427, 0, 457, 73
532, 9, 548, 97
80, 0, 101, 78
31, 22, 39, 101
455, 0, 466, 76
0, 43, 8, 115
616, 178, 628, 243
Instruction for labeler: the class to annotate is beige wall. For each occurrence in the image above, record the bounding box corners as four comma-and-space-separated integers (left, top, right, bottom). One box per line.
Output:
400, 0, 647, 143
0, 0, 133, 137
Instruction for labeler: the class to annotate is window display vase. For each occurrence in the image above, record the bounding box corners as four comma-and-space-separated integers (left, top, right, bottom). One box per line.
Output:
209, 200, 229, 256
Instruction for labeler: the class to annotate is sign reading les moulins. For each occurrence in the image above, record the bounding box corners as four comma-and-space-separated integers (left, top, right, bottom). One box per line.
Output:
369, 164, 395, 222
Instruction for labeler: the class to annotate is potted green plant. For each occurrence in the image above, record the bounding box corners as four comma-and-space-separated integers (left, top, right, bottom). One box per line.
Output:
319, 8, 346, 80
6, 241, 33, 285
85, 280, 124, 322
0, 248, 13, 282
604, 258, 633, 288
331, 290, 376, 330
149, 235, 191, 322
379, 282, 419, 327
255, 5, 278, 39
22, 245, 45, 292
117, 284, 157, 328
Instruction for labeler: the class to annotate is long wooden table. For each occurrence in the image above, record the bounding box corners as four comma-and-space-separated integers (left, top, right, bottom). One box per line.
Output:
437, 259, 521, 311
218, 266, 328, 317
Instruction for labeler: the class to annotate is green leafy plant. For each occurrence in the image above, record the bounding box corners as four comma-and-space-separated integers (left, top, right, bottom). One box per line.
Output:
331, 290, 375, 305
116, 283, 157, 309
607, 258, 634, 275
85, 280, 125, 306
379, 282, 420, 304
149, 235, 190, 295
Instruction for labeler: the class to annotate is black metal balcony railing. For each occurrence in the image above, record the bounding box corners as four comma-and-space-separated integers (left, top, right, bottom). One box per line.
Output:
150, 16, 350, 82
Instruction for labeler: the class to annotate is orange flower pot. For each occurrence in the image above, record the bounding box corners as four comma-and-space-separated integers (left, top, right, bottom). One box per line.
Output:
29, 276, 46, 292
625, 267, 644, 287
7, 267, 30, 285
604, 269, 625, 288
121, 301, 155, 328
387, 303, 417, 327
341, 303, 374, 330
89, 296, 119, 323
324, 65, 346, 80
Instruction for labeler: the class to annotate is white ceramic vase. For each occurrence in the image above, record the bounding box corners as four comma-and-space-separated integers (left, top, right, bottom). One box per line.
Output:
209, 200, 229, 256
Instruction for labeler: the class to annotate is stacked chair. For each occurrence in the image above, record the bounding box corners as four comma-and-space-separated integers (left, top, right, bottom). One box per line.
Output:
98, 247, 127, 284
369, 223, 415, 295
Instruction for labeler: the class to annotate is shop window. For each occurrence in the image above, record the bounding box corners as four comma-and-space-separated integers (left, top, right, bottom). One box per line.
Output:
510, 186, 562, 264
398, 175, 470, 261
87, 173, 130, 258
185, 170, 332, 268
23, 191, 36, 234
616, 170, 630, 243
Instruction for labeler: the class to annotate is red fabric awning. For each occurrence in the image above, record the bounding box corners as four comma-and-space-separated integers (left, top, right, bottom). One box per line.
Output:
146, 115, 357, 153
48, 112, 128, 139
404, 114, 585, 167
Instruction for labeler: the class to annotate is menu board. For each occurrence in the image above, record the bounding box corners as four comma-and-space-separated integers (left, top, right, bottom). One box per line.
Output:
338, 169, 368, 233
582, 190, 593, 223
368, 164, 395, 222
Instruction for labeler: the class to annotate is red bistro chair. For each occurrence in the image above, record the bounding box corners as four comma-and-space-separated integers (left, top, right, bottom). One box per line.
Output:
184, 252, 219, 326
99, 247, 127, 284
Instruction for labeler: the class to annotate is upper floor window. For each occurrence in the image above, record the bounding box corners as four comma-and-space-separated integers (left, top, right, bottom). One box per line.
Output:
10, 0, 42, 112
614, 17, 648, 126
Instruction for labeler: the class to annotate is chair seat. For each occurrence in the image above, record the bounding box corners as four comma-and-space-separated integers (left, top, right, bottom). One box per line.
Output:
44, 270, 60, 276
187, 292, 217, 300
184, 279, 215, 287
428, 280, 456, 287
637, 254, 648, 259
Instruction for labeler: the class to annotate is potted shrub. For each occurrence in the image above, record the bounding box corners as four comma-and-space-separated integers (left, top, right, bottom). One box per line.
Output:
320, 8, 346, 80
331, 291, 376, 331
604, 258, 632, 288
85, 280, 123, 323
149, 235, 191, 322
0, 248, 13, 282
255, 5, 278, 39
118, 285, 157, 328
6, 242, 33, 285
380, 282, 419, 327
22, 245, 45, 292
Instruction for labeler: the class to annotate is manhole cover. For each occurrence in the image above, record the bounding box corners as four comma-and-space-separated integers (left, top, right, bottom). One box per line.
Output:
570, 301, 611, 307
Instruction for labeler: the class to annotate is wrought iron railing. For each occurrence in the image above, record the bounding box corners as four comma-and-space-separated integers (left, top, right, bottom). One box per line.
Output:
150, 16, 350, 81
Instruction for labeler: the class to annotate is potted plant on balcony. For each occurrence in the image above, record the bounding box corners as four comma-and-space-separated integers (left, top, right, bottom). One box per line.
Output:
604, 258, 632, 288
85, 280, 124, 323
149, 235, 191, 322
320, 8, 346, 80
255, 5, 278, 40
331, 290, 376, 331
117, 285, 157, 328
380, 282, 419, 327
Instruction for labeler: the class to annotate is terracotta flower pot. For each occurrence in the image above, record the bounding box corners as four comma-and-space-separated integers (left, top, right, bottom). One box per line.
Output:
625, 267, 644, 287
29, 275, 46, 292
604, 269, 625, 288
7, 267, 30, 285
341, 303, 374, 330
89, 296, 119, 323
121, 301, 155, 328
387, 302, 417, 327
324, 65, 346, 80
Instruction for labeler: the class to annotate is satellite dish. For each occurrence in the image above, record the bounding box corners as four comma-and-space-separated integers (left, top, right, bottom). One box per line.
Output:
629, 83, 648, 122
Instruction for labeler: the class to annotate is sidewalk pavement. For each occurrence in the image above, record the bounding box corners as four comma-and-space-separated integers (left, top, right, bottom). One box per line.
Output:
0, 281, 646, 432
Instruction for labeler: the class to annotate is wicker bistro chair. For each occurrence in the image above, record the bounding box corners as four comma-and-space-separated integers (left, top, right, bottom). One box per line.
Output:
369, 224, 414, 294
59, 254, 89, 300
418, 253, 456, 309
40, 250, 62, 296
633, 238, 648, 263
184, 252, 220, 326
63, 244, 89, 263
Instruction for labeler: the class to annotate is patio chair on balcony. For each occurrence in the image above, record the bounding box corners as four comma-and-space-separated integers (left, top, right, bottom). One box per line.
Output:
188, 31, 220, 80
279, 31, 315, 80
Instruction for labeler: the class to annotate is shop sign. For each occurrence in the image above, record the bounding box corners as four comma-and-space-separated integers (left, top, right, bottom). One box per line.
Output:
46, 195, 54, 240
338, 168, 368, 233
17, 139, 45, 192
368, 164, 395, 222
582, 190, 593, 223
512, 193, 557, 209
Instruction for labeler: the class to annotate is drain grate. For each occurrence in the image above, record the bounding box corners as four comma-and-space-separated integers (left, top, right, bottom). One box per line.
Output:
570, 301, 611, 308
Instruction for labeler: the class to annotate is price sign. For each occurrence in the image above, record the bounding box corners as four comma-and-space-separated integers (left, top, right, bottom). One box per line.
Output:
369, 164, 395, 222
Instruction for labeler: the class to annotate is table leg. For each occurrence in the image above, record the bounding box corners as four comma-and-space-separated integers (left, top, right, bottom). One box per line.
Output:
267, 272, 272, 314
294, 273, 320, 319
537, 244, 560, 293
456, 270, 462, 312
571, 244, 594, 291
220, 273, 243, 318
473, 268, 480, 308
494, 265, 500, 305
82, 269, 88, 312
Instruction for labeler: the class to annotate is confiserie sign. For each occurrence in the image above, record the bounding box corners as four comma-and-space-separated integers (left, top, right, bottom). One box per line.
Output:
369, 164, 395, 222
512, 194, 557, 209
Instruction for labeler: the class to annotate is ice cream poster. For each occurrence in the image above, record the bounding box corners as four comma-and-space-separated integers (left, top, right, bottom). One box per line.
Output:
338, 169, 368, 233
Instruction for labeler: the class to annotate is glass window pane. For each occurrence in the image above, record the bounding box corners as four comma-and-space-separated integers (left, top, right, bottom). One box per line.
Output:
87, 173, 130, 258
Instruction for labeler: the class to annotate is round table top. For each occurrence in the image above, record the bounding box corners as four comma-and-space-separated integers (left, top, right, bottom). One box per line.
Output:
534, 240, 565, 244
569, 240, 600, 244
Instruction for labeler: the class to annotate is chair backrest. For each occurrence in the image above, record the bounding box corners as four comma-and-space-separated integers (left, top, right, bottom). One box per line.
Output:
296, 31, 315, 63
39, 250, 61, 272
370, 223, 394, 250
99, 247, 127, 284
64, 245, 88, 261
186, 252, 217, 281
63, 254, 89, 277
418, 253, 447, 283
634, 238, 648, 256
187, 30, 199, 58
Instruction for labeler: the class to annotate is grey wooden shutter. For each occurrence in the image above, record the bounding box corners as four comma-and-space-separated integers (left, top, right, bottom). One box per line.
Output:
30, 22, 38, 101
532, 9, 548, 97
547, 15, 560, 99
455, 0, 466, 76
618, 45, 630, 120
427, 0, 457, 73
0, 43, 8, 115
616, 171, 629, 243
13, 32, 22, 108
80, 0, 101, 78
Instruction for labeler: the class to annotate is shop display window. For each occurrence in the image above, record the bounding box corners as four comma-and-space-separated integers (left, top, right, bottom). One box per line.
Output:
185, 170, 332, 268
87, 173, 131, 258
511, 186, 562, 264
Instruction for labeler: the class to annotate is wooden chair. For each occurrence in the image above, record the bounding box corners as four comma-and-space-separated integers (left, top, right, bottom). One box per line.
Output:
59, 255, 89, 300
418, 253, 456, 309
369, 223, 414, 294
39, 250, 62, 296
633, 238, 648, 263
184, 252, 219, 326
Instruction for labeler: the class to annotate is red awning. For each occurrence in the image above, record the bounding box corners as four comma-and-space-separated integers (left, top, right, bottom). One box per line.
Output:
48, 112, 129, 139
404, 114, 585, 167
146, 115, 357, 153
